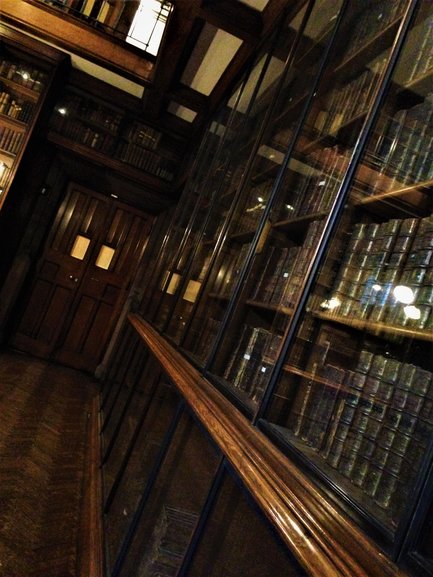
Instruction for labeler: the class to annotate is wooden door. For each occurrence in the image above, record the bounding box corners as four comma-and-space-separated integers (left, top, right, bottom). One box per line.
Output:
12, 183, 152, 372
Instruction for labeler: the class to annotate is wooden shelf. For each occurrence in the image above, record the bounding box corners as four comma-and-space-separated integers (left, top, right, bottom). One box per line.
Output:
246, 299, 293, 316
352, 178, 433, 217
281, 364, 342, 391
400, 69, 433, 98
0, 112, 27, 130
301, 112, 367, 156
313, 310, 433, 342
229, 229, 255, 244
208, 292, 230, 301
0, 147, 16, 158
0, 75, 41, 102
47, 131, 175, 189
272, 211, 327, 235
333, 17, 402, 81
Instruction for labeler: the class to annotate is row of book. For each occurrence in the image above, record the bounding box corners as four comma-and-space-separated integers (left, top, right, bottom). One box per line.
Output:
366, 95, 433, 193
406, 14, 433, 84
0, 126, 23, 155
327, 214, 433, 330
344, 0, 406, 60
315, 54, 388, 138
223, 325, 282, 403
288, 348, 432, 514
122, 122, 161, 151
141, 505, 199, 577
0, 58, 47, 92
51, 116, 116, 154
0, 162, 10, 188
52, 93, 122, 134
0, 91, 35, 123
115, 141, 174, 181
251, 220, 323, 308
50, 103, 175, 181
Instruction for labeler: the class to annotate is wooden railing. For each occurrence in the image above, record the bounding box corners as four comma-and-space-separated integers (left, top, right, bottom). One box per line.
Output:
127, 313, 408, 577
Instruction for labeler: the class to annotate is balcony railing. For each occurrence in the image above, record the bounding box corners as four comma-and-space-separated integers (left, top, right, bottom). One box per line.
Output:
33, 0, 173, 56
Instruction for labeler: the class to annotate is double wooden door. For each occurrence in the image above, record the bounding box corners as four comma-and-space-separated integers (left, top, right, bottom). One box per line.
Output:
12, 183, 152, 372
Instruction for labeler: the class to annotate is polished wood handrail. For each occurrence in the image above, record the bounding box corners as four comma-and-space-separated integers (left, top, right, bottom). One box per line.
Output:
128, 313, 408, 577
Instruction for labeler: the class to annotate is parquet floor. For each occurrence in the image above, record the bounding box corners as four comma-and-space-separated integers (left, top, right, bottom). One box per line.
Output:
0, 351, 99, 577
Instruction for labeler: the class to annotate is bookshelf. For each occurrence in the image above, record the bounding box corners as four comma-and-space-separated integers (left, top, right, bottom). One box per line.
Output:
48, 82, 183, 183
0, 28, 57, 209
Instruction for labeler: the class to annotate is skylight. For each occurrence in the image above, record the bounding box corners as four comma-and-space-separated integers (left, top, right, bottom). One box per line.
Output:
126, 0, 173, 56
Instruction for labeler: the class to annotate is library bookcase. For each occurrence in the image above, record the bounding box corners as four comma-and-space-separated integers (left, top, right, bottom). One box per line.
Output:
100, 0, 433, 576
0, 24, 65, 210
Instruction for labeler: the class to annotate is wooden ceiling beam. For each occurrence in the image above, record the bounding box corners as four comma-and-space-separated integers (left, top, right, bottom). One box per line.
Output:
168, 85, 209, 113
199, 0, 263, 43
141, 0, 202, 118
194, 0, 303, 128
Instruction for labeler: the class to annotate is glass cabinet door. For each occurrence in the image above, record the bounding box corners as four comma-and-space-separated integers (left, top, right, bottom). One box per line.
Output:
410, 493, 433, 575
206, 0, 401, 411
179, 0, 344, 375
163, 36, 286, 346
140, 113, 229, 327
184, 468, 307, 577
117, 410, 221, 577
262, 0, 432, 552
102, 355, 161, 506
104, 375, 181, 574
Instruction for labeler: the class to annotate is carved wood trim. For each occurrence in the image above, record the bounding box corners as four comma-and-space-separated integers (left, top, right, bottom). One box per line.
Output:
78, 396, 104, 577
128, 313, 409, 577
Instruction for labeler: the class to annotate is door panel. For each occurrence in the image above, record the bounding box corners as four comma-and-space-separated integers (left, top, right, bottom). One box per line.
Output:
12, 183, 152, 372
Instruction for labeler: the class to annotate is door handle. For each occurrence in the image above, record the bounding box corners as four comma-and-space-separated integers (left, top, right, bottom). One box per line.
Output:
69, 275, 79, 283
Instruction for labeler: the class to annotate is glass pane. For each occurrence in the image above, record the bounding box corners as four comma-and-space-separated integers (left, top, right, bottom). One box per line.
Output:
102, 356, 161, 503
416, 497, 433, 565
177, 0, 342, 369
140, 115, 229, 325
102, 335, 148, 450
209, 0, 410, 410
264, 0, 432, 542
70, 234, 90, 260
104, 378, 181, 573
118, 411, 221, 577
161, 48, 276, 343
95, 244, 115, 269
185, 470, 307, 577
195, 0, 371, 409
101, 322, 139, 410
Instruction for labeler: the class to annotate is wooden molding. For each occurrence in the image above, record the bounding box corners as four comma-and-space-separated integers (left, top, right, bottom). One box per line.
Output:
78, 395, 104, 577
128, 313, 409, 577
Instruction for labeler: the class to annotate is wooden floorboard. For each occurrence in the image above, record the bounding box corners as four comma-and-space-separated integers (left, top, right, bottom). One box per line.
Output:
0, 351, 100, 577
